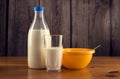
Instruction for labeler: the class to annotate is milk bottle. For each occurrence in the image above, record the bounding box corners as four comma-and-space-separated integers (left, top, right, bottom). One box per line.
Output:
28, 6, 50, 69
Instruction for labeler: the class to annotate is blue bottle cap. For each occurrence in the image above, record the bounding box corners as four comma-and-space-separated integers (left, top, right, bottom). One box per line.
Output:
34, 6, 44, 11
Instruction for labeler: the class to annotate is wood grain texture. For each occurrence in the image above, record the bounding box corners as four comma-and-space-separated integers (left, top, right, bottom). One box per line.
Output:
88, 0, 110, 56
40, 0, 70, 47
0, 0, 120, 56
72, 0, 110, 56
8, 0, 39, 56
0, 0, 7, 55
111, 0, 120, 56
1, 57, 120, 79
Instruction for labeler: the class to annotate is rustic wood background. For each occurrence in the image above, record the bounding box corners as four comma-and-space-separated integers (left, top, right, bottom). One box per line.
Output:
0, 0, 120, 56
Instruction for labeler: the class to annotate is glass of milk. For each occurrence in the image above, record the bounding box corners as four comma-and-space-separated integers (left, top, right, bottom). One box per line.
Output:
44, 35, 63, 72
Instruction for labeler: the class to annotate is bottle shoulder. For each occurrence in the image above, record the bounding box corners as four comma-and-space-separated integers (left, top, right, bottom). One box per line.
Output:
29, 20, 49, 30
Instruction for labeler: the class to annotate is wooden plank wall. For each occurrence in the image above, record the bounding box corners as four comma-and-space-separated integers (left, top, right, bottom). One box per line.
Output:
0, 0, 7, 56
72, 0, 110, 56
111, 0, 120, 56
0, 0, 120, 56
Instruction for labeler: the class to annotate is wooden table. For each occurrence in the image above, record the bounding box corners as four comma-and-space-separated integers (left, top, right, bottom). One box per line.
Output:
0, 57, 120, 79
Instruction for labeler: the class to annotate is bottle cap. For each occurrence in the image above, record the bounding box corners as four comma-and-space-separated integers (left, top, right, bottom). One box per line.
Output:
34, 6, 44, 11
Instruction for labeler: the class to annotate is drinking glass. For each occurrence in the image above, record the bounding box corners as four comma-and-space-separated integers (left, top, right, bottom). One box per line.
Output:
44, 35, 63, 72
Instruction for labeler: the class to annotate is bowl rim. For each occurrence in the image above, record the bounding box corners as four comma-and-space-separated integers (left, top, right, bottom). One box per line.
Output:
63, 48, 95, 54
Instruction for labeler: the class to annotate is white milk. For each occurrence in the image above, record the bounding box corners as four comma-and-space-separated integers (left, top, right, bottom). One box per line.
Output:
28, 29, 50, 69
45, 47, 63, 70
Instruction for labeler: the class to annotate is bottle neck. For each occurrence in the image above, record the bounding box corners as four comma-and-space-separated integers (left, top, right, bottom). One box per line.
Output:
32, 10, 48, 30
34, 11, 44, 19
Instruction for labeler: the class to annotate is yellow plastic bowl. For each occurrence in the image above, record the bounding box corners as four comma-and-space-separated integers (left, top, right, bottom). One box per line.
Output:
62, 48, 95, 69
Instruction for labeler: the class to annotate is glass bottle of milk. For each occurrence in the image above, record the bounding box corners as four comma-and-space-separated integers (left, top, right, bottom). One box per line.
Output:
28, 6, 50, 69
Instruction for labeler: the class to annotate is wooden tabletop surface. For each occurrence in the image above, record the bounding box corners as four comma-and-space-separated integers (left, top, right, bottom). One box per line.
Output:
0, 57, 120, 79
